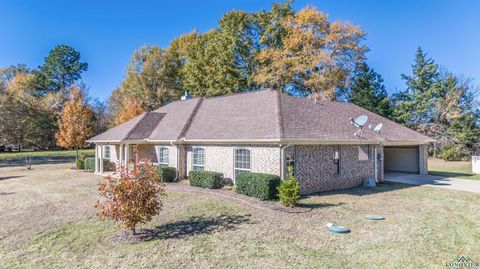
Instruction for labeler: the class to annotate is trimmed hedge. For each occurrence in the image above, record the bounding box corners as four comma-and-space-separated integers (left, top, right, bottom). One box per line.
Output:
84, 157, 95, 172
83, 157, 115, 173
235, 172, 280, 200
76, 151, 95, 169
189, 171, 224, 189
156, 166, 177, 182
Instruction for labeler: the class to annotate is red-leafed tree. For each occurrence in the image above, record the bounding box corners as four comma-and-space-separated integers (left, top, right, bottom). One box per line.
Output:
96, 162, 166, 234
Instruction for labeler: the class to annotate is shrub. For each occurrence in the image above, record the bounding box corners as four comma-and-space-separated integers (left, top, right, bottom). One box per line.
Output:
83, 157, 115, 172
96, 162, 166, 234
442, 146, 460, 161
76, 151, 95, 169
84, 157, 96, 171
236, 172, 280, 200
189, 171, 223, 189
277, 175, 301, 207
76, 157, 85, 169
156, 166, 177, 182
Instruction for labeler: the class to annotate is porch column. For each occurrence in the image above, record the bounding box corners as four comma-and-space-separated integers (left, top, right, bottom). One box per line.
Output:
119, 144, 123, 168
94, 144, 99, 173
99, 144, 104, 174
125, 144, 130, 172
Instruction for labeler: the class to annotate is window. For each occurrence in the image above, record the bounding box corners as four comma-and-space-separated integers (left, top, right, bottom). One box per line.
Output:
103, 145, 110, 159
334, 145, 340, 174
156, 147, 169, 165
358, 145, 370, 161
234, 149, 251, 179
192, 148, 205, 171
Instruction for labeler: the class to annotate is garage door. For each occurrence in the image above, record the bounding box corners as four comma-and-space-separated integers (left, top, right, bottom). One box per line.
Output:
384, 146, 419, 173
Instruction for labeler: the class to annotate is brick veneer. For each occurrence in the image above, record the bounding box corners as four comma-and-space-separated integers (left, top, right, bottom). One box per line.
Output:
294, 145, 376, 194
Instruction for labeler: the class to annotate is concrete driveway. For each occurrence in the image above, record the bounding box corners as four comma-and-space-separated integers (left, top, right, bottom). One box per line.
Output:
385, 172, 480, 194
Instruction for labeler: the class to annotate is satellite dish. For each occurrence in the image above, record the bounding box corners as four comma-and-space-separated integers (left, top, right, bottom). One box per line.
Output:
350, 115, 368, 137
374, 123, 383, 133
350, 115, 368, 128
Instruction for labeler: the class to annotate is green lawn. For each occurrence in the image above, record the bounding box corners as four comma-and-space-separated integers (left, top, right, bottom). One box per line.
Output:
429, 158, 480, 180
1, 163, 479, 268
0, 149, 94, 160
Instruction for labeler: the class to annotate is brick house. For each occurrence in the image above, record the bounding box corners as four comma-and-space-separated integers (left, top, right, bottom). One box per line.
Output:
87, 89, 432, 194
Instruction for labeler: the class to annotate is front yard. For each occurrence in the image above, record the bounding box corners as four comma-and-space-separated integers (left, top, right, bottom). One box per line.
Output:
1, 163, 479, 268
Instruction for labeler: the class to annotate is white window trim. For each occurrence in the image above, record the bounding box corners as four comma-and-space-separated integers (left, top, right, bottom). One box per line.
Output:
156, 146, 169, 166
103, 145, 111, 159
192, 147, 205, 171
234, 148, 251, 175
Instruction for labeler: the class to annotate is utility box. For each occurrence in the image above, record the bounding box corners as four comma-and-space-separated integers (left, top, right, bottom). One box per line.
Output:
473, 156, 480, 174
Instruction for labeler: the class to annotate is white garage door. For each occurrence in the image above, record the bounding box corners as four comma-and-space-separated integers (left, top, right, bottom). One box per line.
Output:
384, 146, 419, 173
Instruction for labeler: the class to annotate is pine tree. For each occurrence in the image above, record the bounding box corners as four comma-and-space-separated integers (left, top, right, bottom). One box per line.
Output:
348, 63, 391, 118
55, 87, 94, 163
393, 47, 440, 129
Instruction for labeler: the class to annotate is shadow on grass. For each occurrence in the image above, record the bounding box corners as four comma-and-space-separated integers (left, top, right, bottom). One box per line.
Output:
429, 171, 475, 178
0, 156, 75, 168
0, 175, 25, 181
307, 181, 416, 197
120, 214, 252, 242
297, 202, 346, 209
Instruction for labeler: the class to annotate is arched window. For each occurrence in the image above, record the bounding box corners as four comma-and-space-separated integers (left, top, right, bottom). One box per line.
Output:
192, 148, 205, 171
156, 146, 169, 166
234, 149, 251, 179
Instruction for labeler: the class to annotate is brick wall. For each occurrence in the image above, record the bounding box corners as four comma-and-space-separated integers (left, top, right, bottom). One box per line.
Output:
185, 144, 281, 184
294, 145, 375, 194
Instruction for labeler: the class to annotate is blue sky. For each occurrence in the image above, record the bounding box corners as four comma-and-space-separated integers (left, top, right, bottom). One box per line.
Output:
1, 0, 479, 101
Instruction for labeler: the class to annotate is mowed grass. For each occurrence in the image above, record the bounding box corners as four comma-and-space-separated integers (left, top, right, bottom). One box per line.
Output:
0, 149, 94, 160
1, 163, 479, 268
429, 158, 480, 180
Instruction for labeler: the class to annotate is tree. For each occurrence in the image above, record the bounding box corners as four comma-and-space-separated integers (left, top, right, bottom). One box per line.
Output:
393, 47, 440, 129
0, 72, 56, 149
120, 46, 179, 111
96, 162, 166, 234
55, 87, 94, 163
35, 45, 88, 96
348, 63, 391, 118
114, 99, 145, 125
0, 64, 29, 95
254, 6, 367, 100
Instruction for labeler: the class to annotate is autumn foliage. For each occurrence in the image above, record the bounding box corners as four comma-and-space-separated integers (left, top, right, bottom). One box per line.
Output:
96, 162, 166, 234
55, 87, 94, 153
114, 99, 145, 124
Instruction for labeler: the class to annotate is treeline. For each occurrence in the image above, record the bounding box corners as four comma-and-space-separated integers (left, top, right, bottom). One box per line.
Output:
0, 1, 478, 160
0, 45, 105, 151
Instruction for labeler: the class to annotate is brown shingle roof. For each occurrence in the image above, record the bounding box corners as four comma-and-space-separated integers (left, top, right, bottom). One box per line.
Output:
88, 89, 432, 143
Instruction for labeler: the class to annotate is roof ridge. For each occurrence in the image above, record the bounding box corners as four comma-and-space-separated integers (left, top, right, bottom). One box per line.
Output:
177, 97, 204, 140
276, 90, 285, 140
123, 112, 148, 140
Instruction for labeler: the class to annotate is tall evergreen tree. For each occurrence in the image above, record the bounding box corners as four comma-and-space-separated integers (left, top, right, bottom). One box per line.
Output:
348, 63, 391, 118
35, 45, 88, 95
393, 47, 440, 128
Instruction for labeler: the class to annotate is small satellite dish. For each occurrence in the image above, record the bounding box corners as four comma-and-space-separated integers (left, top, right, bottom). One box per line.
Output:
374, 123, 383, 133
350, 115, 368, 137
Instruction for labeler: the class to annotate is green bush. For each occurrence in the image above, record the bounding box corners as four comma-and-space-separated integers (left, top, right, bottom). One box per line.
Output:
156, 166, 177, 182
84, 157, 96, 172
83, 157, 115, 172
235, 172, 280, 200
442, 146, 459, 161
76, 151, 95, 169
278, 176, 301, 207
189, 171, 224, 189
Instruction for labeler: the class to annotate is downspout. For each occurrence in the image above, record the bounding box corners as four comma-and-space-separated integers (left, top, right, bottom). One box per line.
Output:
280, 141, 293, 180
